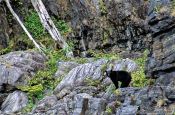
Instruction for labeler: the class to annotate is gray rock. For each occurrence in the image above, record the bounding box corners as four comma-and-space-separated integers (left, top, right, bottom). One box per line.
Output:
88, 98, 106, 115
1, 91, 28, 114
116, 105, 138, 115
0, 51, 46, 88
33, 95, 58, 113
73, 93, 106, 115
54, 59, 108, 96
54, 59, 138, 97
73, 93, 92, 115
145, 0, 175, 80
55, 61, 80, 78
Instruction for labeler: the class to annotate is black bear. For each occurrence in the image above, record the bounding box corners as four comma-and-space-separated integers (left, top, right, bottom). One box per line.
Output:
105, 70, 132, 89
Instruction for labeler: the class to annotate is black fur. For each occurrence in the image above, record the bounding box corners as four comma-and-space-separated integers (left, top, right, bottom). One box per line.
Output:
106, 70, 131, 89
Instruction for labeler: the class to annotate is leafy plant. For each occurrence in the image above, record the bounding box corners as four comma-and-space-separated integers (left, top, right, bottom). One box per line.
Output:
52, 17, 72, 37
18, 50, 68, 113
24, 10, 46, 39
131, 50, 149, 87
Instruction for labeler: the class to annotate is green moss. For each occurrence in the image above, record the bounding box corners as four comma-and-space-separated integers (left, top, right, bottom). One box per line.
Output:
74, 58, 89, 64
52, 17, 72, 37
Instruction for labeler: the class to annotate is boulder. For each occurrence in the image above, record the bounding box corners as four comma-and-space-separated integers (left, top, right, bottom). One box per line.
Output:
1, 91, 28, 114
0, 51, 46, 89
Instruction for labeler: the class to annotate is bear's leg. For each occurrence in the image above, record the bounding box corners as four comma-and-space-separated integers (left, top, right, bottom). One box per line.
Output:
114, 81, 119, 89
120, 79, 131, 88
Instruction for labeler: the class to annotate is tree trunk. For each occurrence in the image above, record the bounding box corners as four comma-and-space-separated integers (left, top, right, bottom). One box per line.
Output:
31, 0, 73, 57
4, 0, 43, 53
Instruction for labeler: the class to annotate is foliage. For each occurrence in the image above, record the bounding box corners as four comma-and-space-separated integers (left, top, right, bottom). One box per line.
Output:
74, 58, 89, 64
88, 50, 120, 60
24, 10, 46, 39
99, 0, 107, 15
24, 10, 71, 39
52, 17, 72, 37
131, 50, 149, 87
171, 0, 175, 16
105, 107, 113, 114
105, 84, 116, 94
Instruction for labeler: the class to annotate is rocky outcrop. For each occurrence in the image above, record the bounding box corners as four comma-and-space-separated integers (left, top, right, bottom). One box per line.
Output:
54, 58, 137, 98
145, 0, 175, 85
1, 91, 28, 114
25, 58, 137, 115
0, 51, 46, 91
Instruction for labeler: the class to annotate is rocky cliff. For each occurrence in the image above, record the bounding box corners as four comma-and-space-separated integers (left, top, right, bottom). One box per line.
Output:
1, 0, 175, 114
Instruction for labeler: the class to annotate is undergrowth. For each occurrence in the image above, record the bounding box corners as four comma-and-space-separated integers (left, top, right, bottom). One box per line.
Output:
131, 50, 150, 87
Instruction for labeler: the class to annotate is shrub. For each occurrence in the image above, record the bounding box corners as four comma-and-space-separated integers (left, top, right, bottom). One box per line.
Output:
131, 50, 149, 87
24, 10, 46, 39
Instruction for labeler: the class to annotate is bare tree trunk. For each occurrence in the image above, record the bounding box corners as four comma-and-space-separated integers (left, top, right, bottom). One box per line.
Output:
4, 0, 43, 53
31, 0, 73, 57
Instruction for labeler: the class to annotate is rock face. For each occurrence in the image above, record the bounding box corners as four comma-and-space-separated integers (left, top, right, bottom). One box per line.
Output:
0, 51, 47, 91
0, 4, 9, 49
1, 0, 150, 54
1, 91, 28, 114
145, 0, 175, 84
37, 0, 149, 55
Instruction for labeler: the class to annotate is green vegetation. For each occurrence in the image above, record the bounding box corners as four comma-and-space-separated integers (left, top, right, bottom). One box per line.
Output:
24, 10, 72, 39
88, 50, 120, 60
105, 107, 113, 114
131, 50, 149, 87
18, 49, 69, 113
24, 10, 46, 39
52, 17, 72, 36
0, 41, 14, 55
99, 0, 107, 15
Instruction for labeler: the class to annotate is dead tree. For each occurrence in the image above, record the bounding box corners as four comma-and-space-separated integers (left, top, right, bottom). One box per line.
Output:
4, 0, 43, 53
31, 0, 73, 57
